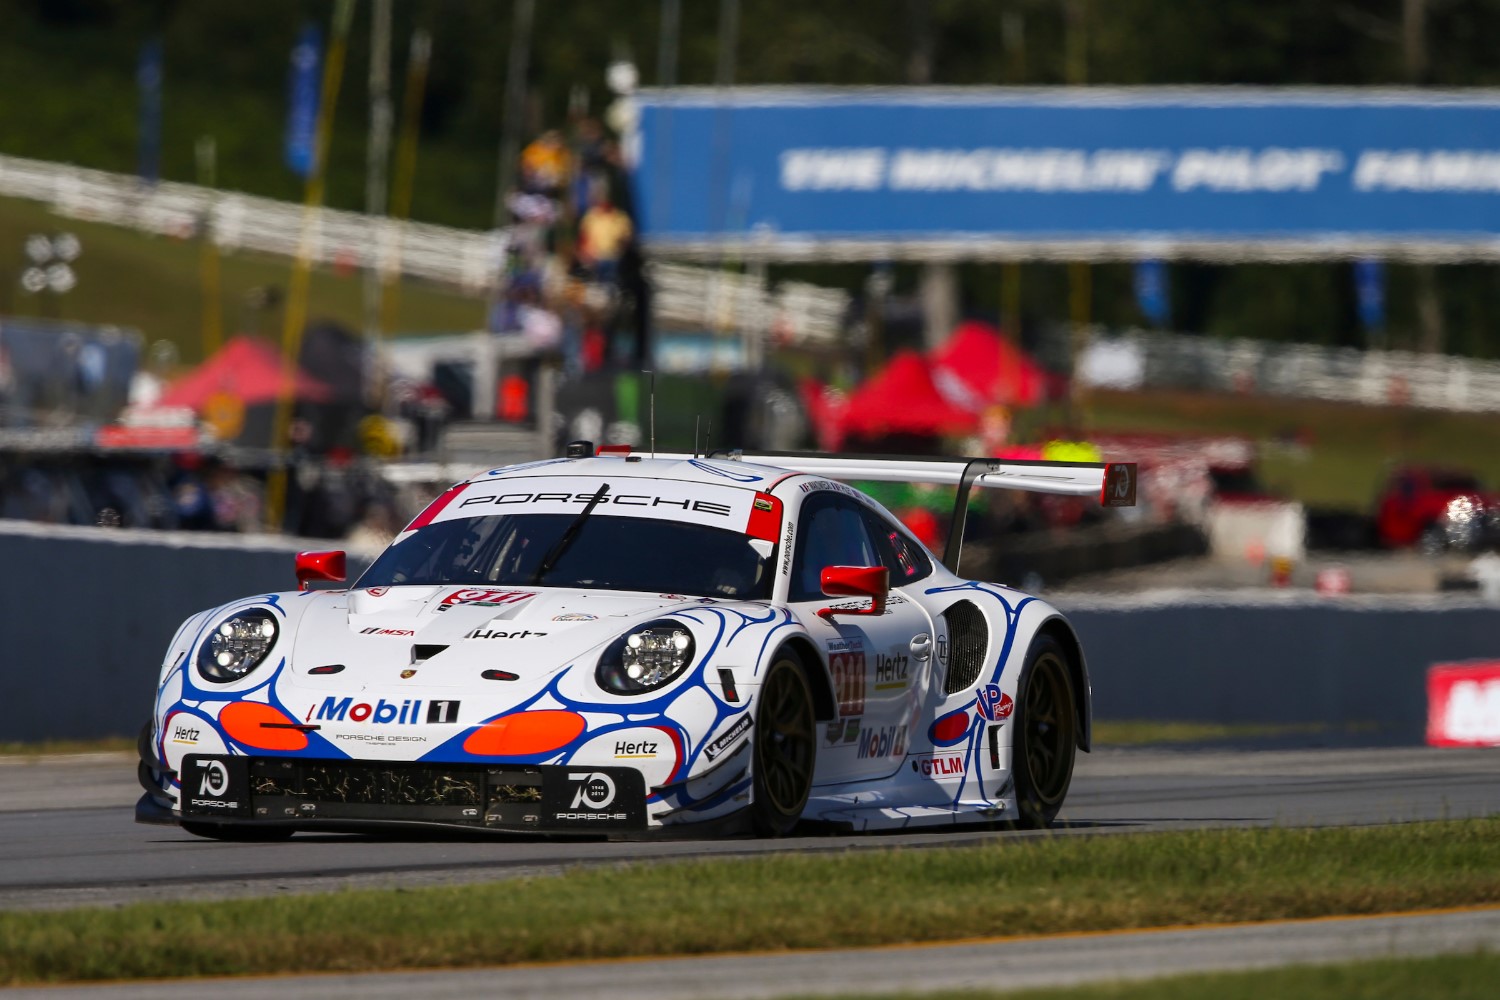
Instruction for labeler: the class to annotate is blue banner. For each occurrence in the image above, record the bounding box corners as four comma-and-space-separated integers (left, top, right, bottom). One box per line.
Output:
1133, 259, 1169, 327
285, 24, 322, 178
631, 89, 1500, 259
136, 38, 163, 185
1354, 259, 1386, 333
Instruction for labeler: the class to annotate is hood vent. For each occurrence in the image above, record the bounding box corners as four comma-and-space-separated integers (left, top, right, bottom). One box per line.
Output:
412, 644, 448, 663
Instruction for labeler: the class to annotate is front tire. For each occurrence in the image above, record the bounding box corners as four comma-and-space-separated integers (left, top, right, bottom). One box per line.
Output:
749, 653, 816, 837
1012, 636, 1078, 828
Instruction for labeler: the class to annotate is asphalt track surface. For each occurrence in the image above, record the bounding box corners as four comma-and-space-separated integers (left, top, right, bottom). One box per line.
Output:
2, 745, 1497, 911
4, 747, 1498, 998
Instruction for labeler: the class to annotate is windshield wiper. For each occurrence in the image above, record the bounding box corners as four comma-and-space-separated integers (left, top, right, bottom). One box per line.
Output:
529, 483, 610, 585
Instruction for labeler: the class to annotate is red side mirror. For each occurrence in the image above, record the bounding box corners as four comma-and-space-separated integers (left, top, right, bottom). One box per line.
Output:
296, 550, 347, 591
817, 565, 889, 620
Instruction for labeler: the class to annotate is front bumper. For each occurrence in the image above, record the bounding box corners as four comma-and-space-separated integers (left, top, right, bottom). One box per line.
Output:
161, 754, 650, 836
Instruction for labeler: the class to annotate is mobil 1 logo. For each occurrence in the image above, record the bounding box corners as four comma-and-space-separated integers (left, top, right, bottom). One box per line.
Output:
539, 766, 646, 830
180, 755, 250, 818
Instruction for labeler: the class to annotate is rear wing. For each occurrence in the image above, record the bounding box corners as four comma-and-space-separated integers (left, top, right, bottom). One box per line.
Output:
676, 452, 1137, 573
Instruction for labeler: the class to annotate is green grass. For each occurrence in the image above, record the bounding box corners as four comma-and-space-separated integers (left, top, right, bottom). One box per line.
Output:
1090, 720, 1341, 746
3, 819, 1499, 984
799, 952, 1500, 1000
0, 195, 486, 365
0, 738, 132, 757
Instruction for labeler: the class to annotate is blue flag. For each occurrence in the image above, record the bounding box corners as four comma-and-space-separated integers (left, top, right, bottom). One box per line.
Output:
285, 24, 322, 178
137, 38, 163, 184
1133, 259, 1169, 328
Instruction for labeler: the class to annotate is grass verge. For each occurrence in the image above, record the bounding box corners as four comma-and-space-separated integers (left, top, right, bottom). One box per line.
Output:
1089, 720, 1373, 747
0, 738, 133, 757
800, 952, 1500, 1000
3, 819, 1499, 984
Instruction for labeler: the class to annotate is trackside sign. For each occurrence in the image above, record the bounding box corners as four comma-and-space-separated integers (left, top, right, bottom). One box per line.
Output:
631, 88, 1500, 260
1426, 661, 1500, 747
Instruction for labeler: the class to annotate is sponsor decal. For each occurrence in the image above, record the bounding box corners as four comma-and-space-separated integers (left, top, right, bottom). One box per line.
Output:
465, 628, 548, 639
307, 696, 461, 725
798, 478, 864, 499
910, 752, 967, 777
780, 520, 795, 575
437, 588, 536, 612
553, 613, 598, 621
825, 719, 846, 745
181, 756, 247, 816
703, 714, 753, 760
332, 733, 429, 745
553, 771, 629, 821
613, 739, 659, 758
1428, 662, 1500, 746
171, 721, 201, 745
400, 668, 418, 679
831, 650, 866, 716
361, 627, 415, 636
843, 717, 861, 744
365, 587, 389, 597
857, 724, 908, 760
874, 651, 909, 690
753, 497, 774, 512
459, 491, 733, 517
936, 633, 949, 666
976, 684, 1014, 722
825, 593, 906, 617
199, 759, 229, 797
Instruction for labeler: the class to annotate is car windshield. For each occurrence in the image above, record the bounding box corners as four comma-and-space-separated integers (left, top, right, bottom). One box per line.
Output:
356, 513, 772, 599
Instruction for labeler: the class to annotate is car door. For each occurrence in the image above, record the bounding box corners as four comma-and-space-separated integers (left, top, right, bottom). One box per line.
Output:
788, 492, 934, 785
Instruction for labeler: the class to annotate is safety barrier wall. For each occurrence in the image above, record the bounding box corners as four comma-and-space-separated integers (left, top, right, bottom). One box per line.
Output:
0, 523, 371, 743
4, 522, 1499, 743
1061, 592, 1500, 744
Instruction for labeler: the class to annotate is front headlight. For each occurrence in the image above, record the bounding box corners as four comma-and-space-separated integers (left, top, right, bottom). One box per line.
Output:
596, 619, 696, 694
197, 610, 279, 683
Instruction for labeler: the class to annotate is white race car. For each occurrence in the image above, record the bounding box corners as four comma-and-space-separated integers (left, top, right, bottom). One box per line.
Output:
137, 447, 1135, 839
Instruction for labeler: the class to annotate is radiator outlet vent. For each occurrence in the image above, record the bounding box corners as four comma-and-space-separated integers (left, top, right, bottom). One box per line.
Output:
941, 600, 989, 695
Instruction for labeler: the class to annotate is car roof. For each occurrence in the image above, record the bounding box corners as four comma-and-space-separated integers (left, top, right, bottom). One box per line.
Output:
467, 455, 794, 490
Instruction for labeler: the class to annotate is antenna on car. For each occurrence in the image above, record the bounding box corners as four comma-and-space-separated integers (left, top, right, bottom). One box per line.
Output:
645, 369, 656, 458
704, 418, 712, 457
693, 416, 701, 458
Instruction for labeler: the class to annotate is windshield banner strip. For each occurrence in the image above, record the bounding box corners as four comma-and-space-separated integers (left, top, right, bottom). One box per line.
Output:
433, 478, 756, 533
404, 482, 467, 532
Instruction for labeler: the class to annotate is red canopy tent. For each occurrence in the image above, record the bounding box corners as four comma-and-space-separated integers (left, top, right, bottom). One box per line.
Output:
929, 320, 1050, 411
838, 350, 975, 443
158, 335, 333, 410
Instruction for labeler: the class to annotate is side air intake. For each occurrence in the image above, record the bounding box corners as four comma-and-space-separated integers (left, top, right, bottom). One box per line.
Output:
941, 600, 989, 695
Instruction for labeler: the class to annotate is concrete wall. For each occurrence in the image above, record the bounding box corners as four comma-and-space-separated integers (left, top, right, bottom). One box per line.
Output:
4, 523, 1499, 745
0, 523, 370, 743
1061, 592, 1500, 744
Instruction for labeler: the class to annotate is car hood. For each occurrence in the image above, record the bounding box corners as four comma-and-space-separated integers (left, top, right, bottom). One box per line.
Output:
287, 585, 726, 689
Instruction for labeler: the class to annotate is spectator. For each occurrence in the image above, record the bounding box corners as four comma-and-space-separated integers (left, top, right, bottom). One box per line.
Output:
577, 179, 633, 285
519, 130, 571, 196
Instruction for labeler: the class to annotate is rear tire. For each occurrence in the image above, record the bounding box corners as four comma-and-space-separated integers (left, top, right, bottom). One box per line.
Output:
180, 821, 295, 841
749, 654, 816, 837
1011, 636, 1078, 829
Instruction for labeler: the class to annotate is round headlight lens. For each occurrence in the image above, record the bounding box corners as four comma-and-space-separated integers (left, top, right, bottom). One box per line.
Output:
197, 610, 279, 683
597, 620, 696, 694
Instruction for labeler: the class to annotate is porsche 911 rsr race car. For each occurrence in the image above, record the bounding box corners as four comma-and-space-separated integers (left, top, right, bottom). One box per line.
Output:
137, 449, 1136, 839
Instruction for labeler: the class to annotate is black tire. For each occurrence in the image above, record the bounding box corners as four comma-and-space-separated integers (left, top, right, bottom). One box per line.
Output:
1012, 635, 1078, 829
750, 653, 817, 837
180, 821, 295, 842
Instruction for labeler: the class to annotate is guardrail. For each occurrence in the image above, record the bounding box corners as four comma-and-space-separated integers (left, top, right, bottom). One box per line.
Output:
0, 153, 850, 343
1068, 325, 1500, 413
